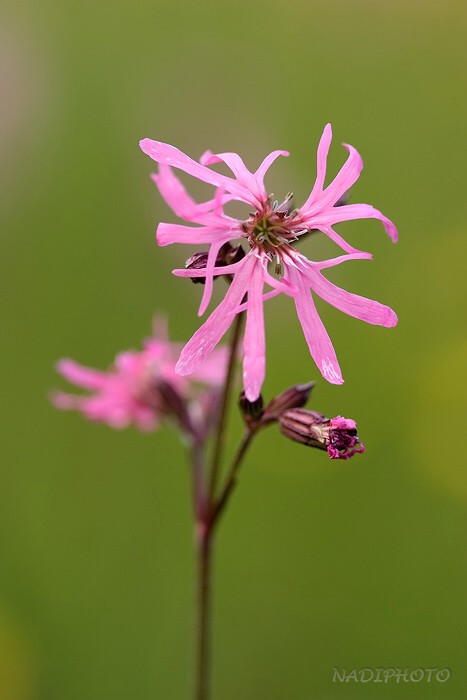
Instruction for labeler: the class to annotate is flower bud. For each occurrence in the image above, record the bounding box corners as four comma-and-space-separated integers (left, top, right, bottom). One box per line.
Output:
185, 243, 245, 285
185, 252, 210, 284
279, 409, 365, 460
239, 390, 264, 427
153, 378, 194, 435
263, 382, 315, 420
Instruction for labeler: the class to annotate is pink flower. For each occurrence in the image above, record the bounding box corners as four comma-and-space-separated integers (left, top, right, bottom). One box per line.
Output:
140, 124, 398, 401
52, 318, 227, 433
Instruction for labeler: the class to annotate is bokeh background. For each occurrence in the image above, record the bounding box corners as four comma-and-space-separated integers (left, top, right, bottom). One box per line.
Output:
1, 0, 467, 698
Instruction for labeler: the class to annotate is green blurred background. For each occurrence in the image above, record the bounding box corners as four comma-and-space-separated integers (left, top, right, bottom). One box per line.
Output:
1, 0, 467, 697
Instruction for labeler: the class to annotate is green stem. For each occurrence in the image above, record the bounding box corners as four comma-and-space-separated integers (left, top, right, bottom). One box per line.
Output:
191, 439, 206, 522
194, 429, 255, 700
194, 312, 248, 700
208, 313, 244, 500
211, 430, 255, 526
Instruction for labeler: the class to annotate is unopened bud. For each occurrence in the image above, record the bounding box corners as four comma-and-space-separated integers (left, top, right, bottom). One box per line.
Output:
221, 242, 245, 266
185, 243, 245, 285
263, 382, 315, 420
239, 391, 264, 426
279, 409, 365, 460
156, 379, 193, 435
185, 252, 210, 284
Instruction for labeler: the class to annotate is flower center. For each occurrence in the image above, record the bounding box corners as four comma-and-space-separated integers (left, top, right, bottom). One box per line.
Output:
251, 215, 287, 249
241, 194, 301, 274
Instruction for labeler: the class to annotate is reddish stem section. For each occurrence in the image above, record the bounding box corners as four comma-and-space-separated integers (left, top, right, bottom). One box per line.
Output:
196, 528, 212, 700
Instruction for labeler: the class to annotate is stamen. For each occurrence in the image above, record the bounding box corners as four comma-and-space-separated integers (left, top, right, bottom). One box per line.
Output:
275, 254, 283, 276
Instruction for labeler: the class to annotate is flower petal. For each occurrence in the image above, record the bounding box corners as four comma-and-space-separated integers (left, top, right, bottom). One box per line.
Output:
231, 288, 281, 314
301, 123, 333, 209
287, 267, 343, 385
206, 151, 266, 205
175, 255, 256, 376
156, 223, 232, 247
305, 267, 398, 327
320, 142, 363, 208
197, 240, 225, 317
313, 225, 365, 255
190, 347, 229, 385
151, 166, 234, 223
199, 150, 222, 166
140, 139, 258, 206
151, 166, 203, 221
312, 203, 398, 243
172, 256, 246, 279
56, 359, 108, 390
314, 251, 373, 270
254, 150, 289, 191
243, 259, 266, 401
51, 391, 86, 410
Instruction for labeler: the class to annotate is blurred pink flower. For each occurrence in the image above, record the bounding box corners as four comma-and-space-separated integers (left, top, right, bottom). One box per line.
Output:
140, 124, 398, 401
52, 319, 227, 432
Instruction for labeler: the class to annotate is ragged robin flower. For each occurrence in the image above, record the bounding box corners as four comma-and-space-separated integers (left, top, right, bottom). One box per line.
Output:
140, 124, 398, 401
52, 318, 227, 435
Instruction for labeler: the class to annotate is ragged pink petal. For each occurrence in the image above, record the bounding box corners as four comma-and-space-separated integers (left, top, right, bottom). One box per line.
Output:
287, 267, 343, 385
227, 264, 297, 316
56, 359, 108, 390
314, 251, 373, 270
243, 258, 266, 401
254, 150, 289, 191
230, 288, 281, 315
151, 166, 230, 222
302, 123, 333, 209
172, 257, 246, 279
51, 391, 85, 411
199, 150, 222, 166
190, 346, 229, 386
319, 142, 364, 209
176, 255, 256, 376
309, 203, 398, 243
197, 240, 225, 316
157, 223, 232, 247
140, 139, 258, 206
151, 167, 200, 221
202, 150, 266, 205
312, 225, 365, 255
303, 265, 398, 327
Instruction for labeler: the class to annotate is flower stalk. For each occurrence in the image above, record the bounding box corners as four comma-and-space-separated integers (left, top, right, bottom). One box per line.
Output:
53, 123, 396, 700
209, 312, 245, 499
195, 526, 213, 700
194, 422, 257, 700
